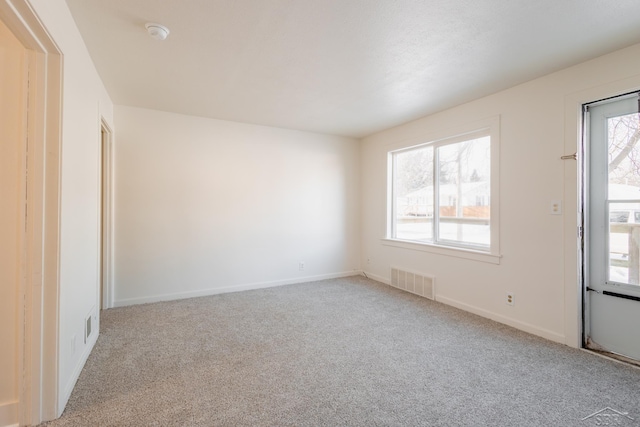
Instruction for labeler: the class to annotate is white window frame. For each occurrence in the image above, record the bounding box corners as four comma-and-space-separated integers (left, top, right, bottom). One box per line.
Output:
383, 116, 501, 264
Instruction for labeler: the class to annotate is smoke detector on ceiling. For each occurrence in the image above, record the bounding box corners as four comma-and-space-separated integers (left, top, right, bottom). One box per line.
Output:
145, 23, 170, 41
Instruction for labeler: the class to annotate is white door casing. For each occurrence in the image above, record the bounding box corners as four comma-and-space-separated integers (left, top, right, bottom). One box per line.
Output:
0, 1, 63, 424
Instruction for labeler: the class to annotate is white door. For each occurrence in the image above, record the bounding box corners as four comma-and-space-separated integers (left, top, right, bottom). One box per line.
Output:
586, 92, 640, 361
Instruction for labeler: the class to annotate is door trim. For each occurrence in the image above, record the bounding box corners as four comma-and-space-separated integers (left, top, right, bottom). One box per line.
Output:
100, 118, 114, 310
0, 1, 63, 424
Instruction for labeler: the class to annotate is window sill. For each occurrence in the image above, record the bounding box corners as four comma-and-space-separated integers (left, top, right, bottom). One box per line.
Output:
381, 238, 501, 264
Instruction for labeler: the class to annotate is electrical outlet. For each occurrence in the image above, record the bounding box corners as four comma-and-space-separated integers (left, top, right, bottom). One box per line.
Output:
299, 261, 305, 271
550, 200, 562, 215
506, 292, 515, 306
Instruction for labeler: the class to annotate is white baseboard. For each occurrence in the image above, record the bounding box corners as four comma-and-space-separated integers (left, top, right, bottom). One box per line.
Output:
361, 271, 390, 285
113, 270, 361, 308
0, 400, 18, 427
59, 327, 99, 415
436, 295, 565, 344
361, 271, 564, 344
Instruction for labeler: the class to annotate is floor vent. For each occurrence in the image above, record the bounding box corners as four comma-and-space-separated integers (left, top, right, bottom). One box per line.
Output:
390, 267, 435, 300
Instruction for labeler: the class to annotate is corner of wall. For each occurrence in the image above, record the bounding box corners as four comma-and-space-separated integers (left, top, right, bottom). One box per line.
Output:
58, 327, 99, 414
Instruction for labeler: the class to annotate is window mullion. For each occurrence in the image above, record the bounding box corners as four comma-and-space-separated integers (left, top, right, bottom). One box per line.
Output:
433, 147, 440, 243
391, 154, 397, 238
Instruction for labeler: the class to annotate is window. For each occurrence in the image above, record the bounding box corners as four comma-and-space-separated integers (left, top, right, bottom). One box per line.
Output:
386, 120, 500, 261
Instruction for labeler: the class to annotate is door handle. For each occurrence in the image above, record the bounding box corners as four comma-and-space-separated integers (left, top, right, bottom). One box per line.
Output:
603, 290, 640, 302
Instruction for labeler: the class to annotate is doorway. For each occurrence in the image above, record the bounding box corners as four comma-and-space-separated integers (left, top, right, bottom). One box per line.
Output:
584, 92, 640, 362
100, 120, 113, 310
0, 2, 63, 424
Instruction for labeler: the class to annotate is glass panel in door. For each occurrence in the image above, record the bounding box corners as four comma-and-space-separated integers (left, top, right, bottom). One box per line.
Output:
607, 111, 640, 286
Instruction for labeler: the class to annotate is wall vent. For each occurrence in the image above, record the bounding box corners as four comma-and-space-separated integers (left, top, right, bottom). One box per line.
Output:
85, 315, 92, 343
390, 267, 435, 300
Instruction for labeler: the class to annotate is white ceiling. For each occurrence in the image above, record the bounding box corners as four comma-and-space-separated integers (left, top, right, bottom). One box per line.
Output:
66, 0, 640, 138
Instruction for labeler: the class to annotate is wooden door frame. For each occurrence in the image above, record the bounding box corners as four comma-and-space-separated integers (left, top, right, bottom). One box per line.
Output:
0, 1, 62, 424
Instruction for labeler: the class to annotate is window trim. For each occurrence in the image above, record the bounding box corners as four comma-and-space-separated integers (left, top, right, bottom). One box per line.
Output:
384, 116, 501, 263
381, 237, 501, 264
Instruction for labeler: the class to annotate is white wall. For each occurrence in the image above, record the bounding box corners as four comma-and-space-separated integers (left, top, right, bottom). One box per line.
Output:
28, 0, 114, 414
361, 43, 640, 345
113, 106, 360, 306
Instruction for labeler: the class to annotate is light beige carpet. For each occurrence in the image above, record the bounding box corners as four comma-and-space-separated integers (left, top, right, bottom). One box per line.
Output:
41, 276, 640, 426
